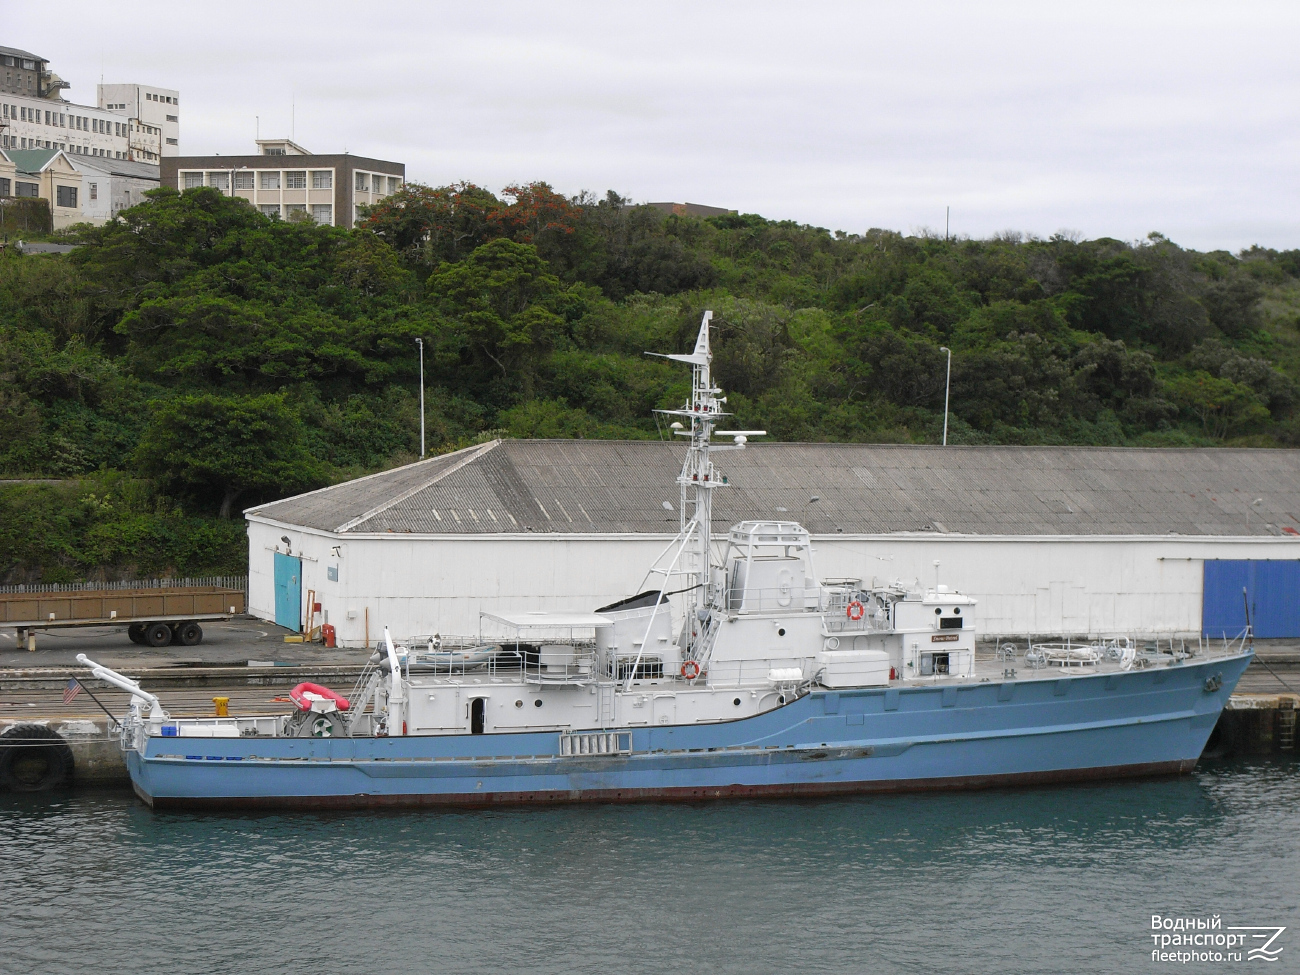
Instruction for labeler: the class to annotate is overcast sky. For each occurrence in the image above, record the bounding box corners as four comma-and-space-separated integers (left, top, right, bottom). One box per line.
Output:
10, 1, 1299, 251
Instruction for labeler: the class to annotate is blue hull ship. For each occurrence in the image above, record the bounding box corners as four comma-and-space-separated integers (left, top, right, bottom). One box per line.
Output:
84, 312, 1253, 810
118, 653, 1249, 810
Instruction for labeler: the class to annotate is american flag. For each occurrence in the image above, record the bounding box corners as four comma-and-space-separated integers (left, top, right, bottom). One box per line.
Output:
62, 678, 82, 705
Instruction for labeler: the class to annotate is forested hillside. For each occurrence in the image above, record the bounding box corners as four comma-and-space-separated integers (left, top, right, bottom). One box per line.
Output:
3, 183, 1299, 581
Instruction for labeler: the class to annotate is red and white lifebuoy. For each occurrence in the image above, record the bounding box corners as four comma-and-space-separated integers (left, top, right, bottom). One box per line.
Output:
846, 600, 865, 621
681, 660, 702, 680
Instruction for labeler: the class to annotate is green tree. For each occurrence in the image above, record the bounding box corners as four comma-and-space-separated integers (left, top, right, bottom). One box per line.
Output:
1165, 372, 1271, 440
134, 393, 323, 518
428, 238, 588, 401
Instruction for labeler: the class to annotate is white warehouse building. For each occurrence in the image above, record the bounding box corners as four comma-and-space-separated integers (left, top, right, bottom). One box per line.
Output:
244, 440, 1300, 648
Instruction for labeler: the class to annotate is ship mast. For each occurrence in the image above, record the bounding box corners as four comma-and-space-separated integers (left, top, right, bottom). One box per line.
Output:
648, 311, 764, 658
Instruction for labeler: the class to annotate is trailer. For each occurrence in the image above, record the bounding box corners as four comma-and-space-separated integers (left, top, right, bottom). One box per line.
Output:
0, 586, 246, 649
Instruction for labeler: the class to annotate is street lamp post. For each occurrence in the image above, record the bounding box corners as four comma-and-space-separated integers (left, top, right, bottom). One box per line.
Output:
939, 346, 952, 446
416, 337, 425, 458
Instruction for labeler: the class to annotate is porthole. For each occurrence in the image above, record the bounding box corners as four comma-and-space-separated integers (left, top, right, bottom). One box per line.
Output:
777, 627, 786, 637
954, 608, 961, 615
533, 699, 543, 708
515, 700, 523, 708
733, 697, 741, 706
934, 608, 942, 615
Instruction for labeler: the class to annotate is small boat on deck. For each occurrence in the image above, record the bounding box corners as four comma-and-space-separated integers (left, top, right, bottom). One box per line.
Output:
82, 312, 1252, 809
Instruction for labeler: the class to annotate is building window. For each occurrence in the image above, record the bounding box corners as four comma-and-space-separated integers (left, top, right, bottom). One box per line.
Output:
233, 172, 254, 190
259, 204, 281, 219
312, 204, 332, 224
388, 177, 400, 193
355, 173, 368, 192
285, 171, 307, 189
207, 172, 229, 190
285, 204, 307, 219
0, 178, 10, 197
56, 186, 78, 208
15, 181, 38, 198
166, 114, 177, 122
260, 172, 281, 190
182, 172, 203, 189
89, 182, 98, 201
311, 170, 332, 189
166, 138, 178, 145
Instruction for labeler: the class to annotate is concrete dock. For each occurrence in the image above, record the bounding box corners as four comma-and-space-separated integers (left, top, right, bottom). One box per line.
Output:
1, 623, 1296, 790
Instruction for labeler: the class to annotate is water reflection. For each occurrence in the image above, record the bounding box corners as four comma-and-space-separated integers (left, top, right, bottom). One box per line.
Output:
2, 757, 1296, 975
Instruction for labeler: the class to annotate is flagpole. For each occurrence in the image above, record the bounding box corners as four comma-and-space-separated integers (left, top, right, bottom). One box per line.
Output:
70, 678, 121, 729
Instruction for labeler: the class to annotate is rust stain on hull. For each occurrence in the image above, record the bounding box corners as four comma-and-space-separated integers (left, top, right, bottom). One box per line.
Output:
142, 759, 1197, 812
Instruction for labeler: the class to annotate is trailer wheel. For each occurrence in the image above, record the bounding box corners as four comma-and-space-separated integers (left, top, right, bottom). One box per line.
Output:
0, 724, 74, 792
144, 622, 173, 648
127, 623, 146, 645
176, 622, 203, 646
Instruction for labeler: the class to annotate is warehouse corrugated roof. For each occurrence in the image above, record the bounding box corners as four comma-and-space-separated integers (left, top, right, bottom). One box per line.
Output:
246, 440, 1300, 537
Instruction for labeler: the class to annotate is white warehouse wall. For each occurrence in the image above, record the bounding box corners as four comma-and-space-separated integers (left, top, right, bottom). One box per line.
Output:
246, 517, 1299, 647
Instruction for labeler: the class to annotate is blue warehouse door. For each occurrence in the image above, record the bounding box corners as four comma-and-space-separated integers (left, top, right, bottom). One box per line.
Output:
1203, 560, 1300, 638
274, 552, 302, 632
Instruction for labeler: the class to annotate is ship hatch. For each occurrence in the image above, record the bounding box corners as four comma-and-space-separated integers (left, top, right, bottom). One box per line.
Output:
471, 698, 485, 735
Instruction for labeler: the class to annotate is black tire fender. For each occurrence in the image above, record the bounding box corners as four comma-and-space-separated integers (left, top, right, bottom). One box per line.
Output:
0, 724, 75, 792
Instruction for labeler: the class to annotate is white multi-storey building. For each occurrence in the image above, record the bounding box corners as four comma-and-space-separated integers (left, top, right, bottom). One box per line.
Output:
0, 45, 175, 163
98, 83, 180, 158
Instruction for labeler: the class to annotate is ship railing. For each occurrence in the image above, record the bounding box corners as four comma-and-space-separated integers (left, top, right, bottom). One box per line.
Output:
1024, 641, 1102, 670
402, 642, 601, 685
722, 585, 821, 614
153, 715, 284, 738
520, 644, 600, 685
1008, 634, 1217, 671
821, 586, 892, 634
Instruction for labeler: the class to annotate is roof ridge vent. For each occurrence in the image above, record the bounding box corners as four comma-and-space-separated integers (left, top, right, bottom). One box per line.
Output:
334, 440, 499, 533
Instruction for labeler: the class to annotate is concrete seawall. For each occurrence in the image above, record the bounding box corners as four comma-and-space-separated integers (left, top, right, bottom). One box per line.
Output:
0, 717, 131, 786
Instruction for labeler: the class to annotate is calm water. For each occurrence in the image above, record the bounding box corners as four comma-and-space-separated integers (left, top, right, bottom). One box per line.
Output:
2, 758, 1297, 975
